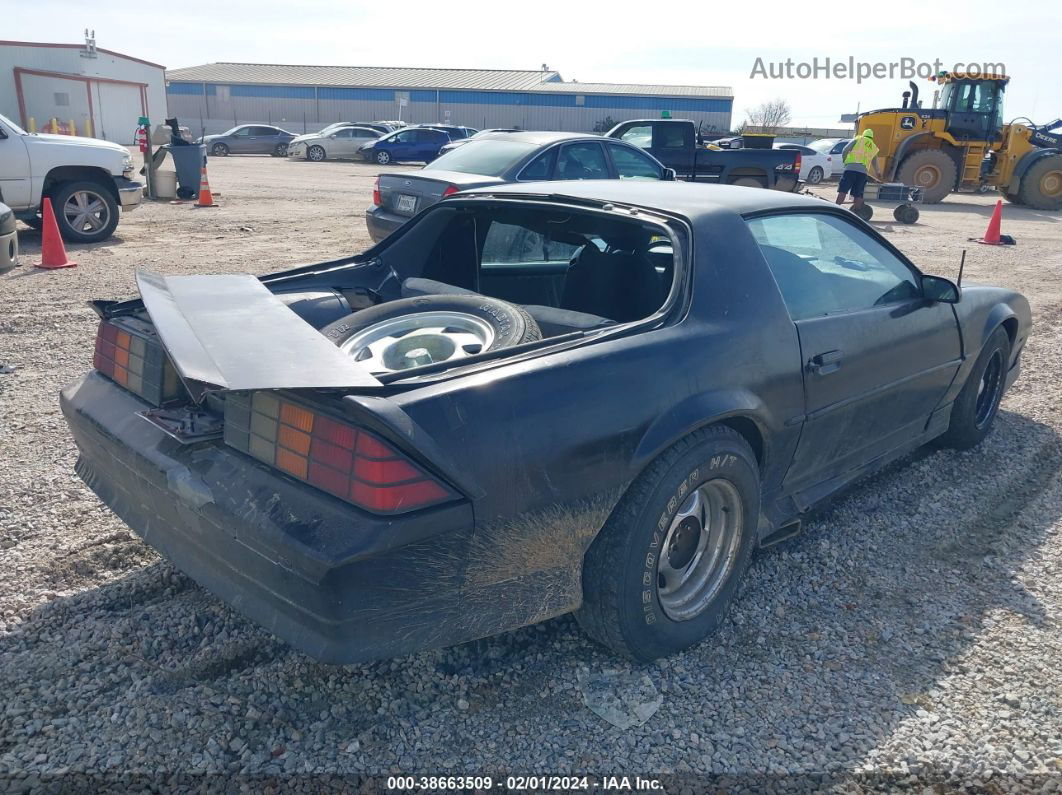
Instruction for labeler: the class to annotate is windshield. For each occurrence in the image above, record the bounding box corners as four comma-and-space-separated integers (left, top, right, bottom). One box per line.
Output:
425, 140, 540, 176
0, 113, 27, 135
220, 126, 241, 136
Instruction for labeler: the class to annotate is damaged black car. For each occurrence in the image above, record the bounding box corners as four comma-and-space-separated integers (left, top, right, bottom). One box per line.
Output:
61, 181, 1031, 663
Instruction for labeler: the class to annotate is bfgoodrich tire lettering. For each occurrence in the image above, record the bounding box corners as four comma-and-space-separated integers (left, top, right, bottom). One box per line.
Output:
576, 425, 759, 661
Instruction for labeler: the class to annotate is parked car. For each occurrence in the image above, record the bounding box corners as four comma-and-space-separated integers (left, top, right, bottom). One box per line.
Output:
607, 119, 801, 191
358, 127, 453, 165
366, 131, 672, 242
416, 124, 478, 139
60, 181, 1029, 664
199, 125, 295, 157
0, 113, 141, 243
0, 201, 18, 273
438, 128, 522, 155
809, 138, 853, 176
311, 121, 395, 136
775, 142, 833, 184
288, 126, 382, 161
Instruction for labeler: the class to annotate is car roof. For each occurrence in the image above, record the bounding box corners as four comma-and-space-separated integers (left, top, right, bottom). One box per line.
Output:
470, 130, 604, 145
461, 180, 831, 219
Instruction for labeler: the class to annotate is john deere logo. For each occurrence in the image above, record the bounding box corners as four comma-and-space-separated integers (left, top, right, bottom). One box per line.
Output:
901, 116, 917, 130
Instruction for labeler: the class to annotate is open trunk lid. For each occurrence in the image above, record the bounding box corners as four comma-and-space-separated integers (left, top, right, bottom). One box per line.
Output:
135, 270, 380, 401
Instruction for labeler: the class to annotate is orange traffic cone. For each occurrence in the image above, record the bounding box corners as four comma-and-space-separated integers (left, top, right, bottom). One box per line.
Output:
35, 198, 77, 270
975, 199, 1003, 245
193, 165, 218, 208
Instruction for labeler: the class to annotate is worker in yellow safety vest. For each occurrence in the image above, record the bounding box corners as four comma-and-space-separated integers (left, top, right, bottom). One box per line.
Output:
835, 128, 881, 212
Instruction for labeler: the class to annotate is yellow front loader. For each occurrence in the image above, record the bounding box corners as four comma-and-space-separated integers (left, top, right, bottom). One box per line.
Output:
856, 73, 1062, 209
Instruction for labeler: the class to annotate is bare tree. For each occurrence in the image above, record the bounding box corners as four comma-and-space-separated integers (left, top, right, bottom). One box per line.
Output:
745, 99, 792, 133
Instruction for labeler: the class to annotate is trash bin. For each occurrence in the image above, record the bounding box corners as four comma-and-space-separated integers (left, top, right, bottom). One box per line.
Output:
166, 143, 206, 199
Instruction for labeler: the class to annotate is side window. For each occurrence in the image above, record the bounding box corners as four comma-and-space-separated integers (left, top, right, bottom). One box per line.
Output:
831, 141, 847, 155
417, 130, 444, 143
333, 128, 353, 138
518, 148, 556, 180
619, 124, 653, 149
250, 126, 276, 136
232, 127, 251, 137
555, 143, 609, 180
653, 124, 692, 149
746, 213, 921, 321
393, 130, 416, 143
481, 222, 582, 265
608, 144, 663, 180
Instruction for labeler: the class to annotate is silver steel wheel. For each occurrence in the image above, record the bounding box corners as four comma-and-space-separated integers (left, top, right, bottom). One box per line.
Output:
308, 145, 325, 162
63, 189, 110, 235
656, 479, 744, 622
339, 311, 496, 374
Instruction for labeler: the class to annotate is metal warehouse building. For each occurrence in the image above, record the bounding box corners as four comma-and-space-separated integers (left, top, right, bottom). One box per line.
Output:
164, 63, 733, 136
0, 35, 166, 144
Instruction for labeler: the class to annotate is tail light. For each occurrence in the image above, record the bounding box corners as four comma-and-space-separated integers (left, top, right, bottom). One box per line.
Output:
794, 153, 802, 174
373, 177, 381, 206
442, 184, 459, 198
93, 320, 182, 405
224, 392, 455, 515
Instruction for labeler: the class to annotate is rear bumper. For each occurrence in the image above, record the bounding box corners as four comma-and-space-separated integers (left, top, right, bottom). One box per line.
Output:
60, 371, 502, 664
364, 206, 409, 243
115, 177, 143, 211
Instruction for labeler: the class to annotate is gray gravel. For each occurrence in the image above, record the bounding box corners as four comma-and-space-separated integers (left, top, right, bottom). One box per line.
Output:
1, 155, 1061, 788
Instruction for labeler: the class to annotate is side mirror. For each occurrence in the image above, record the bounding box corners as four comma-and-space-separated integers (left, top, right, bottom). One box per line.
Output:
662, 168, 677, 182
922, 274, 961, 303
329, 134, 337, 139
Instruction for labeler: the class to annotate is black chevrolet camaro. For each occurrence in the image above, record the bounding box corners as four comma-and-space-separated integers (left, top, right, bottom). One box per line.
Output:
62, 182, 1031, 663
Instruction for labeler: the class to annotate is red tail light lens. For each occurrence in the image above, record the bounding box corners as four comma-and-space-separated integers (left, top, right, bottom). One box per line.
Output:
442, 184, 459, 198
794, 153, 802, 174
224, 392, 455, 515
373, 177, 381, 206
93, 320, 182, 405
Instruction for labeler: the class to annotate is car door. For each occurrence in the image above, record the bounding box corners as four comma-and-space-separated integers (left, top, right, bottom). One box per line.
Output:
250, 126, 279, 154
227, 126, 253, 153
386, 130, 417, 161
745, 211, 962, 497
328, 128, 356, 157
418, 130, 448, 160
0, 119, 32, 209
349, 128, 378, 158
829, 140, 849, 174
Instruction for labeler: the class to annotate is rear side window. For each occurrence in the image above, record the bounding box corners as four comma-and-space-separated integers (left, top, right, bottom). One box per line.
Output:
619, 124, 653, 148
481, 222, 581, 264
518, 148, 557, 180
653, 124, 692, 149
747, 213, 920, 320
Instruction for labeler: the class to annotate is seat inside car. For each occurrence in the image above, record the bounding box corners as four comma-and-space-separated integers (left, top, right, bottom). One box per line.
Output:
560, 244, 663, 323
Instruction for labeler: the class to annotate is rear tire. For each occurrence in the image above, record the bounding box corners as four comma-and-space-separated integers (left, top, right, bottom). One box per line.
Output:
807, 166, 824, 185
896, 149, 957, 203
853, 203, 874, 221
576, 426, 759, 661
936, 327, 1010, 450
1017, 155, 1062, 210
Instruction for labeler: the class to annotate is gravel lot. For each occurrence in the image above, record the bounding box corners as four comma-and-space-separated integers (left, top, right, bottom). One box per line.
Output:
2, 153, 1061, 788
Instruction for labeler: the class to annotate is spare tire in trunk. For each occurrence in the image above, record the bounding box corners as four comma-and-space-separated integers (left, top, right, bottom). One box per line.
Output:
320, 294, 541, 374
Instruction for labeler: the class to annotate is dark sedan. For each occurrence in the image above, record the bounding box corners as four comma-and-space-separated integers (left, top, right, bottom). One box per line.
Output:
62, 181, 1029, 664
365, 131, 672, 242
200, 125, 296, 157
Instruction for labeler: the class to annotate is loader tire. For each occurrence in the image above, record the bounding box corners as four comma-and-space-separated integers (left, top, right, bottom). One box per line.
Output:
897, 149, 958, 204
1017, 155, 1062, 211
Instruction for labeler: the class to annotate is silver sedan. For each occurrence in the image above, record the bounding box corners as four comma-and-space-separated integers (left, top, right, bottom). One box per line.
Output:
287, 126, 382, 162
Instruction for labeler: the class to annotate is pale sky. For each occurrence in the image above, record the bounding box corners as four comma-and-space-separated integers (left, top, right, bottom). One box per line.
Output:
8, 0, 1060, 129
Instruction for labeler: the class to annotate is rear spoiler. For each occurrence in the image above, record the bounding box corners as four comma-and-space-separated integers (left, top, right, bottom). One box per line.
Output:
135, 270, 380, 402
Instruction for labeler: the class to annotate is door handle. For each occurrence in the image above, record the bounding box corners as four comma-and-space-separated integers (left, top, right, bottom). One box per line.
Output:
809, 350, 842, 375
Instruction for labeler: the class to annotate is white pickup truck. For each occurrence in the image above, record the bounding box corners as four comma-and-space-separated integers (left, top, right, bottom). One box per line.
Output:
0, 113, 142, 244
